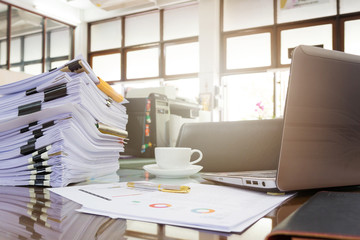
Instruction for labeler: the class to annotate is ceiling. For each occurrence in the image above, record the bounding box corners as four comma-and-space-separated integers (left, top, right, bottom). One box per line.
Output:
0, 0, 197, 25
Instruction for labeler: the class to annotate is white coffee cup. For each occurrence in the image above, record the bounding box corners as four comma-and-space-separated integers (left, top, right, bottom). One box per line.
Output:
155, 147, 203, 169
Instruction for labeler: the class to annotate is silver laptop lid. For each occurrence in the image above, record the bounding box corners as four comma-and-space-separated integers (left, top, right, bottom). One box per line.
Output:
277, 45, 360, 191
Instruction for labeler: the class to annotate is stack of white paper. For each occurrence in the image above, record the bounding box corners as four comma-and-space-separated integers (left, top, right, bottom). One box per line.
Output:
0, 186, 127, 239
0, 56, 128, 187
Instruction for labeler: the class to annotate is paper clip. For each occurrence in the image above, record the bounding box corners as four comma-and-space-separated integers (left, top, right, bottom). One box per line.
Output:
97, 77, 124, 103
96, 122, 128, 138
127, 182, 190, 193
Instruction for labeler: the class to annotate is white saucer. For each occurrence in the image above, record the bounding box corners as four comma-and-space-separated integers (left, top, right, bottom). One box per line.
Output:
143, 164, 203, 178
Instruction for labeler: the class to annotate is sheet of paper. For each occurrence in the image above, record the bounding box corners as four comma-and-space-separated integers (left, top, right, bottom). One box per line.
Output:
50, 182, 294, 232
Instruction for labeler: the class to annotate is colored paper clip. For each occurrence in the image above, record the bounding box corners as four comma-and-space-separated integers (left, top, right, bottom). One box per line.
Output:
97, 77, 124, 103
96, 122, 128, 138
61, 60, 124, 103
127, 182, 191, 193
61, 59, 89, 74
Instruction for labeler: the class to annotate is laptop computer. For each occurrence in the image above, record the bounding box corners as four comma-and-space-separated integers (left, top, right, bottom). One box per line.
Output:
201, 45, 360, 192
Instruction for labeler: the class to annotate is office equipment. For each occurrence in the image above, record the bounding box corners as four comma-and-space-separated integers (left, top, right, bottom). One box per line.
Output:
176, 118, 283, 172
124, 93, 170, 157
0, 56, 128, 187
202, 45, 360, 192
266, 191, 360, 240
126, 182, 191, 193
126, 86, 177, 99
50, 181, 294, 232
168, 98, 202, 119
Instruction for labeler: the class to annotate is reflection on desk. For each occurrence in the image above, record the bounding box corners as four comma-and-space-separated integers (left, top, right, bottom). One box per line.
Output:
0, 186, 126, 240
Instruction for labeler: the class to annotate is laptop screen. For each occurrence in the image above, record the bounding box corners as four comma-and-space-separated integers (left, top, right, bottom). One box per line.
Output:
276, 45, 360, 191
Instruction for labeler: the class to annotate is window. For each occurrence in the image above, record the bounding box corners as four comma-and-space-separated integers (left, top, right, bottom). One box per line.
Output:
163, 4, 199, 40
165, 42, 199, 75
221, 0, 350, 121
223, 0, 274, 31
344, 19, 360, 55
125, 11, 160, 46
340, 0, 360, 14
92, 53, 121, 81
0, 41, 6, 66
10, 37, 21, 64
280, 23, 333, 65
277, 0, 336, 23
0, 3, 7, 68
226, 32, 271, 69
223, 73, 275, 121
88, 3, 200, 102
46, 19, 72, 71
274, 69, 290, 118
91, 19, 121, 51
49, 29, 69, 58
0, 3, 74, 73
126, 47, 159, 79
164, 78, 199, 102
24, 33, 42, 61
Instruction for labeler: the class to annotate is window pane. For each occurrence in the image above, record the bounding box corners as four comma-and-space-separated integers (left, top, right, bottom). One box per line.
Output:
51, 60, 68, 69
226, 33, 271, 69
223, 0, 274, 31
46, 19, 72, 71
344, 19, 360, 55
275, 70, 290, 118
24, 63, 42, 75
164, 78, 199, 102
24, 33, 42, 61
125, 12, 159, 46
11, 7, 43, 65
9, 66, 21, 72
0, 41, 6, 66
164, 5, 199, 40
11, 8, 43, 36
110, 83, 126, 98
50, 28, 70, 58
91, 19, 121, 51
127, 48, 159, 79
0, 4, 7, 67
122, 80, 162, 97
123, 80, 161, 95
277, 0, 336, 23
340, 0, 360, 14
280, 24, 332, 65
165, 42, 199, 75
10, 38, 21, 64
223, 72, 274, 121
92, 53, 121, 81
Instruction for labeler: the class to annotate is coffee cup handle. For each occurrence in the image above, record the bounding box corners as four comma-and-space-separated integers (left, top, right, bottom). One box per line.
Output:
190, 149, 203, 165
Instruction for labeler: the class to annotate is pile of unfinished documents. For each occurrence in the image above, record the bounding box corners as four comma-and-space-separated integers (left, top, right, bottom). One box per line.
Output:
0, 57, 128, 187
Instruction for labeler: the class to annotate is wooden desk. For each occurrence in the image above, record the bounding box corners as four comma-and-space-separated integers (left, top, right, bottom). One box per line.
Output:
0, 168, 351, 240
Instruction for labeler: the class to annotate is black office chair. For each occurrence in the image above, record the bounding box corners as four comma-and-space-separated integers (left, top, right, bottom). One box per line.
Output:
176, 119, 283, 172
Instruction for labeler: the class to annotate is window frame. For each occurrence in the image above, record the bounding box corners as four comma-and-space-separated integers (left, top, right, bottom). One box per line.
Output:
0, 0, 75, 73
220, 0, 360, 121
87, 3, 199, 85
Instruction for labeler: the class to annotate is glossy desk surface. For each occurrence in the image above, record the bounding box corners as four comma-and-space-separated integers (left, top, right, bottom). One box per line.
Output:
1, 167, 358, 240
